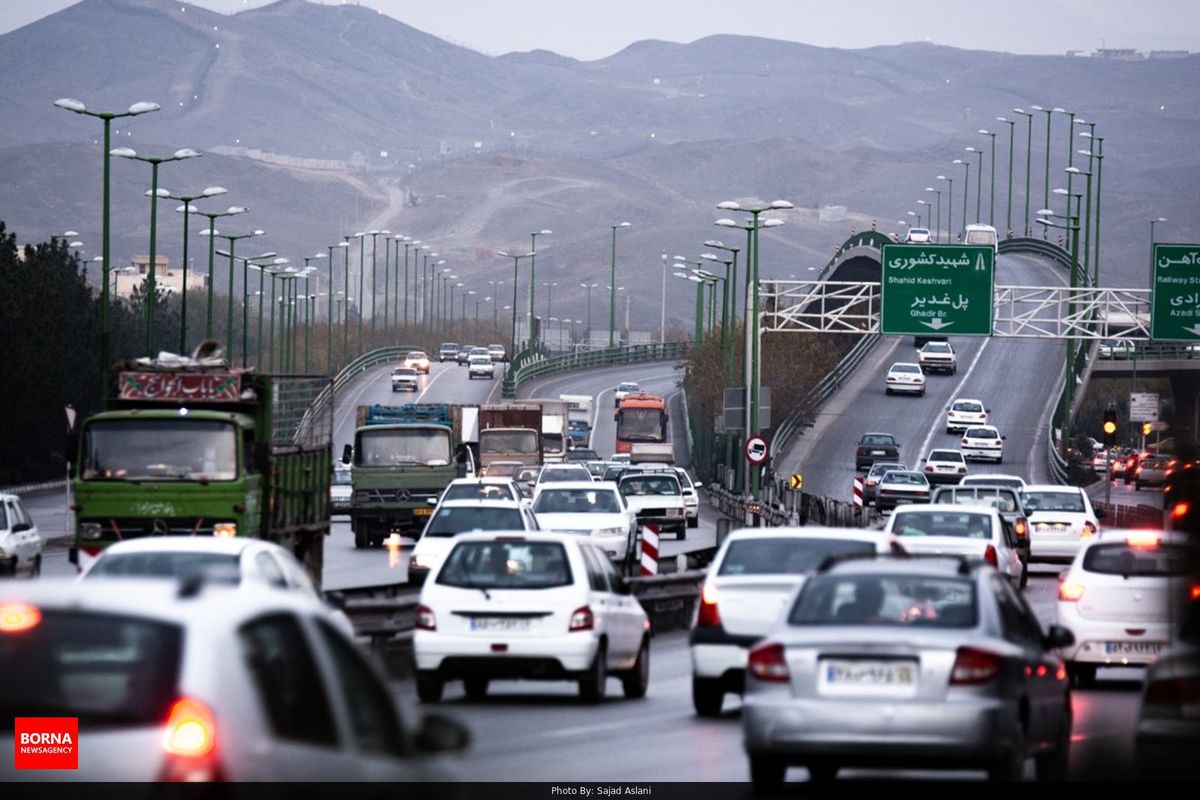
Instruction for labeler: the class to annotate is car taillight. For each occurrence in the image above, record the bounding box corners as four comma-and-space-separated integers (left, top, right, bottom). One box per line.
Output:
958, 467, 967, 473
0, 602, 42, 633
961, 438, 969, 445
1191, 584, 1200, 601
994, 440, 1002, 446
1143, 676, 1200, 715
1081, 522, 1097, 538
159, 696, 222, 781
925, 465, 934, 472
982, 544, 998, 567
950, 646, 1004, 685
1059, 581, 1085, 601
1173, 501, 1191, 520
697, 583, 721, 627
415, 604, 437, 631
748, 642, 789, 683
1015, 518, 1028, 538
569, 605, 595, 632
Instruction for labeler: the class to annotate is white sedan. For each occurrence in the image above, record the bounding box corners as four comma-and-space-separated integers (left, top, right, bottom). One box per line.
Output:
885, 362, 926, 396
921, 448, 968, 484
409, 499, 540, 585
0, 493, 42, 577
467, 354, 495, 380
945, 398, 989, 433
1023, 484, 1105, 564
884, 503, 1026, 586
532, 481, 639, 561
960, 425, 1006, 463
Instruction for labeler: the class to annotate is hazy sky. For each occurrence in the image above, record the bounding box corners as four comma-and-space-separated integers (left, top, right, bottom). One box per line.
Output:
3, 0, 1199, 59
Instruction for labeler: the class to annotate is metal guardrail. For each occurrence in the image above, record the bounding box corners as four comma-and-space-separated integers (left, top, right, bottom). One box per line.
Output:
1092, 500, 1164, 530
0, 478, 68, 495
998, 236, 1074, 270
308, 346, 415, 423
817, 231, 894, 280
502, 342, 689, 398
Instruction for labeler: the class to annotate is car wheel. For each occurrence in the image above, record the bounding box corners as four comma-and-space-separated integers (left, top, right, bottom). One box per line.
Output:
919, 387, 926, 397
416, 674, 444, 703
579, 641, 608, 703
29, 555, 41, 578
622, 638, 650, 699
987, 723, 1027, 782
463, 678, 489, 699
1135, 481, 1141, 491
1034, 708, 1071, 782
946, 427, 953, 435
692, 676, 724, 717
1019, 560, 1029, 590
885, 387, 892, 395
687, 516, 699, 529
749, 755, 786, 794
1067, 663, 1096, 688
3, 557, 17, 576
806, 763, 838, 783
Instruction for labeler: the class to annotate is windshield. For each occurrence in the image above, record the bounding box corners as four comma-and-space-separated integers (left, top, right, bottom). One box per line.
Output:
86, 552, 240, 582
966, 229, 997, 245
480, 430, 539, 455
616, 407, 667, 443
357, 428, 450, 466
938, 489, 1018, 513
539, 467, 590, 483
1024, 491, 1085, 513
618, 383, 639, 392
406, 352, 427, 359
425, 506, 525, 537
924, 344, 951, 353
790, 574, 977, 628
437, 541, 572, 590
719, 537, 875, 576
891, 510, 993, 539
443, 483, 514, 502
1083, 542, 1198, 577
867, 462, 905, 479
82, 419, 238, 482
482, 463, 520, 478
569, 420, 590, 431
0, 610, 182, 727
619, 475, 680, 496
534, 488, 621, 514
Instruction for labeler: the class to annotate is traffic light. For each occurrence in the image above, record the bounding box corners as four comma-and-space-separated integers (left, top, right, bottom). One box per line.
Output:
1103, 407, 1118, 447
1142, 421, 1153, 437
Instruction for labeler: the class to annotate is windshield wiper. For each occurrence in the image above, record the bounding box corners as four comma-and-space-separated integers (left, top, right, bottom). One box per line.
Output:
462, 569, 491, 600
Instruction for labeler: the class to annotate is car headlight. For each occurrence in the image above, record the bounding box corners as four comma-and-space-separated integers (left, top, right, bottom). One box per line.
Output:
80, 522, 103, 541
411, 553, 438, 570
595, 527, 626, 538
214, 522, 237, 538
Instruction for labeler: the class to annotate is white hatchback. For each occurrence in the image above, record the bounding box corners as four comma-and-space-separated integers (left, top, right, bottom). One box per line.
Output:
885, 362, 926, 396
883, 503, 1026, 586
1056, 530, 1199, 686
414, 532, 650, 703
961, 425, 1006, 463
467, 354, 495, 380
690, 527, 903, 717
921, 448, 968, 485
409, 499, 540, 585
531, 481, 639, 561
0, 493, 42, 577
945, 398, 989, 433
1023, 484, 1104, 564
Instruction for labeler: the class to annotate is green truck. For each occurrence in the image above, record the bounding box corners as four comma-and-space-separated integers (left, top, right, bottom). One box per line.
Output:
70, 357, 333, 584
344, 404, 476, 547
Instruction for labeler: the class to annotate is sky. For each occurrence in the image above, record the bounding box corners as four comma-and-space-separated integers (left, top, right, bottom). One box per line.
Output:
2, 0, 1199, 59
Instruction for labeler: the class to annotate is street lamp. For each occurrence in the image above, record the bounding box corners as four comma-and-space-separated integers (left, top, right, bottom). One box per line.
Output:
529, 229, 552, 347
953, 158, 968, 240
1080, 131, 1105, 284
220, 249, 277, 367
352, 231, 366, 355
925, 187, 941, 243
704, 240, 741, 328
194, 206, 247, 341
580, 281, 598, 341
673, 272, 705, 343
498, 250, 533, 352
111, 146, 201, 354
1066, 163, 1094, 285
302, 254, 326, 372
1037, 204, 1082, 438
337, 239, 352, 365
542, 281, 558, 320
213, 229, 265, 364
996, 117, 1016, 235
917, 199, 931, 231
608, 222, 631, 347
55, 97, 160, 380
401, 238, 421, 328
167, 186, 227, 352
963, 146, 981, 224
1013, 108, 1035, 235
978, 129, 997, 226
1150, 217, 1168, 285
367, 229, 386, 347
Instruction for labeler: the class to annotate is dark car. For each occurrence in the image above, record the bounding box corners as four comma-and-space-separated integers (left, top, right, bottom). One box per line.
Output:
855, 432, 901, 472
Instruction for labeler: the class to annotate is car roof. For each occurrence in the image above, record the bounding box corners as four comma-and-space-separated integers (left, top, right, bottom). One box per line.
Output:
889, 362, 921, 368
724, 526, 889, 544
928, 449, 964, 457
437, 498, 525, 509
881, 470, 923, 478
98, 536, 264, 556
961, 473, 1024, 482
448, 477, 516, 486
892, 502, 1000, 517
448, 530, 587, 546
862, 431, 896, 438
1023, 484, 1082, 493
819, 556, 985, 578
535, 480, 616, 491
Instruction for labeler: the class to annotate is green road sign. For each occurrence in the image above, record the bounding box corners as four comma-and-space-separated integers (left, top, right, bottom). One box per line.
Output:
881, 244, 995, 336
1151, 244, 1200, 341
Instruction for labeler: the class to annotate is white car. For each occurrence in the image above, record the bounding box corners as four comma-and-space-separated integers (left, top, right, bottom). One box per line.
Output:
1056, 529, 1198, 686
487, 344, 506, 362
959, 474, 1028, 492
0, 579, 467, 781
675, 467, 702, 528
960, 425, 1006, 463
614, 382, 640, 407
618, 471, 687, 538
884, 503, 1026, 586
610, 453, 631, 465
404, 350, 431, 373
874, 469, 932, 511
467, 354, 495, 380
904, 227, 932, 244
436, 477, 524, 505
1023, 484, 1104, 564
0, 493, 41, 577
330, 464, 353, 514
391, 366, 420, 392
413, 532, 650, 703
408, 499, 540, 585
536, 463, 594, 486
921, 448, 968, 485
690, 527, 904, 717
918, 341, 957, 374
884, 362, 925, 396
945, 397, 989, 433
531, 481, 638, 561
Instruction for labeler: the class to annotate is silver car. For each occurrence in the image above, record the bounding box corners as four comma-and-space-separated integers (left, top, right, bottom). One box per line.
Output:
743, 555, 1074, 789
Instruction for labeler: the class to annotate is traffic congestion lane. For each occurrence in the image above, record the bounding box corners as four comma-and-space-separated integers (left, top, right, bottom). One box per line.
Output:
781, 252, 1068, 504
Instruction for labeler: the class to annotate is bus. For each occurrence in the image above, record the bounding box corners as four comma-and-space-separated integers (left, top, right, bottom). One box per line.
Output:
614, 393, 669, 454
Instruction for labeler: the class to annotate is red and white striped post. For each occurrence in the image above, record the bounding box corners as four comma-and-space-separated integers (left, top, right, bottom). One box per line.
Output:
852, 478, 864, 509
640, 524, 660, 576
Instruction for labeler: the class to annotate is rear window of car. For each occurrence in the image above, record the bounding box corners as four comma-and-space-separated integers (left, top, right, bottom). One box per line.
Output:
929, 450, 964, 463
0, 609, 182, 727
962, 477, 1024, 490
891, 510, 993, 539
883, 471, 926, 485
407, 352, 426, 359
952, 401, 983, 412
438, 541, 573, 589
533, 488, 621, 514
425, 506, 525, 537
719, 537, 876, 576
86, 552, 241, 582
789, 574, 977, 628
891, 364, 921, 373
868, 462, 905, 478
1142, 457, 1170, 468
1082, 542, 1199, 577
861, 435, 896, 446
924, 343, 951, 353
443, 483, 514, 502
1024, 491, 1085, 513
937, 489, 1018, 513
965, 428, 998, 439
619, 475, 681, 496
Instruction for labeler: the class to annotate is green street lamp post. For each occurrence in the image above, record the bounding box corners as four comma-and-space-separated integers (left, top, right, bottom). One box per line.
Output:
302, 256, 325, 372
963, 146, 982, 224
954, 158, 969, 240
925, 187, 942, 243
1032, 106, 1054, 221
214, 231, 266, 365
1067, 163, 1094, 285
937, 175, 953, 245
353, 232, 366, 355
996, 117, 1015, 234
608, 223, 630, 346
580, 281, 597, 339
1149, 217, 1167, 285
401, 239, 421, 327
529, 230, 552, 347
1013, 108, 1035, 235
978, 129, 997, 226
111, 146, 201, 354
498, 251, 533, 352
917, 199, 932, 233
703, 240, 741, 328
194, 206, 248, 341
543, 281, 558, 320
1081, 132, 1105, 284
167, 186, 227, 353
225, 252, 280, 367
337, 240, 351, 367
674, 272, 704, 344
368, 230, 385, 347
1037, 203, 1081, 443
54, 97, 160, 384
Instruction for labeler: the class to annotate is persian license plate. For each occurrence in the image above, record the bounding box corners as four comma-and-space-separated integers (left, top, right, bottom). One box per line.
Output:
470, 617, 531, 632
1104, 641, 1164, 657
871, 450, 887, 456
1035, 524, 1068, 534
819, 659, 918, 696
413, 507, 434, 516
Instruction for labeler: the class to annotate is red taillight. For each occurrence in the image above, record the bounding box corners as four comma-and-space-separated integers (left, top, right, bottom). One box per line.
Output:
950, 646, 1004, 685
748, 642, 789, 683
696, 583, 721, 627
994, 440, 1002, 446
163, 697, 216, 759
1144, 677, 1200, 708
569, 605, 594, 632
1190, 584, 1200, 601
961, 439, 969, 445
925, 465, 934, 472
415, 604, 436, 631
958, 467, 967, 473
0, 602, 42, 633
983, 544, 998, 567
1059, 581, 1085, 601
1174, 501, 1191, 520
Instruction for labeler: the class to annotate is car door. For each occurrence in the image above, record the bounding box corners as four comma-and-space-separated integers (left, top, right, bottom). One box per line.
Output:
994, 516, 1022, 579
594, 547, 645, 664
578, 544, 631, 665
991, 577, 1055, 746
10, 498, 37, 566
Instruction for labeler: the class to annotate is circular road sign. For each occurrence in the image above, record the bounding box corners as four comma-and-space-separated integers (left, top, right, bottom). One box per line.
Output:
745, 435, 768, 465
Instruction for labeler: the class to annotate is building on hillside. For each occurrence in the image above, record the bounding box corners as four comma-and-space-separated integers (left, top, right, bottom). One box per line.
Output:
1149, 50, 1190, 59
112, 255, 207, 298
1093, 48, 1141, 59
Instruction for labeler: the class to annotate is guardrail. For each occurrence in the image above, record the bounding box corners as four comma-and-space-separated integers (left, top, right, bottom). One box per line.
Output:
502, 342, 689, 398
706, 483, 878, 529
1093, 500, 1164, 530
307, 346, 415, 423
817, 231, 893, 280
998, 236, 1074, 270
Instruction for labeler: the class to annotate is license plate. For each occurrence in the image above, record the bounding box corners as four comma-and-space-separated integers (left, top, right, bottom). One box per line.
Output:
819, 659, 918, 696
470, 617, 531, 632
414, 507, 433, 516
872, 450, 886, 455
1035, 524, 1068, 534
1104, 641, 1164, 657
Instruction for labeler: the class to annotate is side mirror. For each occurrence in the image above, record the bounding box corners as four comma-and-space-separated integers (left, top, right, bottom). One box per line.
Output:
1001, 435, 1007, 441
426, 497, 438, 507
341, 443, 353, 465
1094, 508, 1108, 520
694, 482, 704, 488
1043, 624, 1076, 650
986, 408, 992, 414
412, 714, 470, 755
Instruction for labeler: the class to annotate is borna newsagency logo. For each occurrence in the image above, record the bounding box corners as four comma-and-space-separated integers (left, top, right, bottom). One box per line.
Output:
13, 717, 79, 770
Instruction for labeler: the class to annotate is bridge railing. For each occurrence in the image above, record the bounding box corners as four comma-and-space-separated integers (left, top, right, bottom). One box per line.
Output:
308, 346, 414, 423
502, 342, 689, 398
998, 236, 1073, 269
817, 230, 894, 279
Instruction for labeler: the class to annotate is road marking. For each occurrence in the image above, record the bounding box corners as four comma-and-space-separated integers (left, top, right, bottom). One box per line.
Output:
915, 337, 991, 461
414, 364, 452, 403
485, 364, 504, 403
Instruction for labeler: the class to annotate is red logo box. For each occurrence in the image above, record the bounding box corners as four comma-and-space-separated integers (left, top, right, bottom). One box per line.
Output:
14, 717, 78, 770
